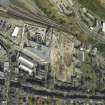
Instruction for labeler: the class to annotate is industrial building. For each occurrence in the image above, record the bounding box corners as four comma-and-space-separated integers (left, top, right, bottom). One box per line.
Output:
19, 64, 33, 75
18, 56, 34, 69
18, 56, 35, 75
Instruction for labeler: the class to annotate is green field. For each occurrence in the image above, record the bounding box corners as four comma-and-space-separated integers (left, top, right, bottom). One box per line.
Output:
78, 0, 105, 20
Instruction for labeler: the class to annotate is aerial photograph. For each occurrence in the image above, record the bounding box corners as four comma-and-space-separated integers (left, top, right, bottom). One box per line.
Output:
0, 0, 105, 105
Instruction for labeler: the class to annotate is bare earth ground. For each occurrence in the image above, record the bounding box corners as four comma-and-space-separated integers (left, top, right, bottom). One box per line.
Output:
98, 0, 105, 8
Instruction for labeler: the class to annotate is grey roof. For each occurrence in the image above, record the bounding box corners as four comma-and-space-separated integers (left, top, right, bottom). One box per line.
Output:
0, 0, 9, 7
26, 42, 50, 62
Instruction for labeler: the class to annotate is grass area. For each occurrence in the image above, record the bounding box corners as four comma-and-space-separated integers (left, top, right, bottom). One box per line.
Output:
78, 32, 105, 58
82, 63, 95, 80
78, 0, 105, 20
81, 62, 97, 92
94, 43, 105, 57
0, 53, 8, 62
77, 32, 88, 43
30, 0, 86, 43
33, 0, 74, 24
28, 96, 36, 105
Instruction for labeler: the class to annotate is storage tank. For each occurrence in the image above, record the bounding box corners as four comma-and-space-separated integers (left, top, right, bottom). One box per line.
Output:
19, 64, 32, 75
18, 56, 34, 68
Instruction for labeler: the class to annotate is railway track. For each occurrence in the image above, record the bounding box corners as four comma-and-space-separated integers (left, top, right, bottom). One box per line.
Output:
0, 30, 105, 101
6, 3, 75, 36
8, 80, 105, 100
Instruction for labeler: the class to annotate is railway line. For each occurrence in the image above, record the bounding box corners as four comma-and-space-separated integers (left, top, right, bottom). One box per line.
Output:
2, 79, 105, 101
7, 3, 75, 36
73, 1, 105, 44
0, 1, 105, 103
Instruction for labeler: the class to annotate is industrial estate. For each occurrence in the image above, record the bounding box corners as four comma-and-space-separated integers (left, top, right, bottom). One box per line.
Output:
0, 0, 105, 105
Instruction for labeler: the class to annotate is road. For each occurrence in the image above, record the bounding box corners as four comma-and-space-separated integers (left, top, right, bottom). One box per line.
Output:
0, 38, 11, 105
4, 79, 105, 101
0, 34, 105, 100
1, 0, 105, 43
0, 1, 75, 37
73, 1, 105, 44
0, 0, 105, 102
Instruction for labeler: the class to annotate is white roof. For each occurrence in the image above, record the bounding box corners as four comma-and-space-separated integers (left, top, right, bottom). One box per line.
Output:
19, 64, 33, 75
18, 56, 34, 68
12, 27, 19, 37
102, 22, 105, 32
80, 47, 84, 51
90, 27, 94, 30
